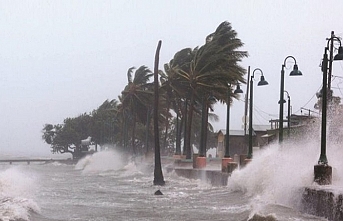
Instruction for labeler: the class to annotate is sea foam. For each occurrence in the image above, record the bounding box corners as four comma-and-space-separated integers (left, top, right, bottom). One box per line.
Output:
0, 166, 40, 221
227, 138, 343, 218
75, 150, 126, 174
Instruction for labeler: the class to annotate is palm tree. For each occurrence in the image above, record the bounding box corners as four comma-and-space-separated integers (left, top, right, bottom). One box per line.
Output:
172, 21, 248, 159
120, 66, 154, 156
160, 65, 185, 155
161, 48, 196, 157
153, 40, 165, 186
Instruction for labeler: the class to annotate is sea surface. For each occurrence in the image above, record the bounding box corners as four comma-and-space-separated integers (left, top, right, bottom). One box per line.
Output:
2, 141, 342, 221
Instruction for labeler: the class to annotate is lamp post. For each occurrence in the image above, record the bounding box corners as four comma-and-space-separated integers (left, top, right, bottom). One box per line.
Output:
286, 91, 291, 138
224, 84, 243, 158
279, 56, 302, 143
327, 31, 343, 98
278, 90, 291, 138
314, 31, 343, 185
247, 68, 268, 160
222, 84, 243, 172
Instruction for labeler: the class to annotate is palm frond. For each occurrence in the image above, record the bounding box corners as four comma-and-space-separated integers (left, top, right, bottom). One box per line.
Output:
127, 67, 135, 83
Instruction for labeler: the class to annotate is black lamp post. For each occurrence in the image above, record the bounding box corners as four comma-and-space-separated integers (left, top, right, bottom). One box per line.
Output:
318, 31, 343, 165
285, 91, 291, 138
327, 31, 343, 99
279, 56, 302, 143
314, 31, 343, 185
278, 90, 291, 138
247, 68, 268, 159
224, 84, 243, 158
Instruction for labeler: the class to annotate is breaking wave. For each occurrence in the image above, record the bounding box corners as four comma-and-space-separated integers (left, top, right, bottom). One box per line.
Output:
0, 166, 40, 221
227, 139, 341, 220
75, 150, 125, 173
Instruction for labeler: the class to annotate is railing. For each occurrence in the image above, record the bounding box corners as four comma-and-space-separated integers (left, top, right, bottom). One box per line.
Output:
0, 159, 74, 165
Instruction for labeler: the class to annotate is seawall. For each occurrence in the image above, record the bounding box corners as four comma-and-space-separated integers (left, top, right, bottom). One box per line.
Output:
168, 157, 343, 221
172, 166, 343, 220
301, 187, 343, 221
173, 168, 229, 186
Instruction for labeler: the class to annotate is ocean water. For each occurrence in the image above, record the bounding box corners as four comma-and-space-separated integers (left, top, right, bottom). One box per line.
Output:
0, 141, 338, 221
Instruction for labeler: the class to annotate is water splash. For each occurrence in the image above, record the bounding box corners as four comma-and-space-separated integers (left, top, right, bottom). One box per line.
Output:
74, 150, 148, 177
0, 166, 40, 221
227, 138, 343, 219
75, 150, 125, 173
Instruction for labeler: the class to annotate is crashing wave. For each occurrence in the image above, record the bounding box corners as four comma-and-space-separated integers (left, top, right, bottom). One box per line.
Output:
0, 167, 40, 221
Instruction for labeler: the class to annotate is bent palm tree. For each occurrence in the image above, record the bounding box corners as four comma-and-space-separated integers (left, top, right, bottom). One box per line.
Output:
120, 66, 153, 155
173, 21, 248, 159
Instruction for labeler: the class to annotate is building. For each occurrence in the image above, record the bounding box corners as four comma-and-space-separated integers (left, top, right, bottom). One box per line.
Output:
216, 126, 270, 158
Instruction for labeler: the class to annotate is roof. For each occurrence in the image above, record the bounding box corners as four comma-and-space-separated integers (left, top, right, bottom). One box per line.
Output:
217, 129, 255, 136
253, 125, 270, 131
261, 133, 275, 138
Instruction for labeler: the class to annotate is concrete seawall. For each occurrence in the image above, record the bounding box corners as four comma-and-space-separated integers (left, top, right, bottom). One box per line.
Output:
168, 158, 343, 221
301, 187, 343, 221
173, 168, 229, 186
172, 166, 343, 220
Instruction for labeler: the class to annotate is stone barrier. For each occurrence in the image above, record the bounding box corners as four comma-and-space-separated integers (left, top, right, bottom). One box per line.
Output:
301, 187, 343, 221
174, 168, 229, 186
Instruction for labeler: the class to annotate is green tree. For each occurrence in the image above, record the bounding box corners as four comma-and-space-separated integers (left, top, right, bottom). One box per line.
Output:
120, 66, 154, 155
42, 113, 93, 159
172, 21, 247, 159
91, 99, 120, 150
162, 48, 195, 156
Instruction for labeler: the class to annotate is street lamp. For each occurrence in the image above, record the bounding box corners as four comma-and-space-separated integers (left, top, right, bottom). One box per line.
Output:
279, 56, 302, 143
318, 31, 343, 166
314, 31, 343, 185
285, 91, 291, 138
224, 84, 243, 158
247, 68, 268, 159
327, 31, 343, 98
279, 90, 291, 138
222, 83, 243, 172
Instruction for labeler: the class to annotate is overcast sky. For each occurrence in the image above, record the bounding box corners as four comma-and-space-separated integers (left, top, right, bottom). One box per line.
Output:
1, 0, 343, 157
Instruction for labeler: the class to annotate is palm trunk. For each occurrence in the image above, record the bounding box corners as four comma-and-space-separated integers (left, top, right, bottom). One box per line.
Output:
145, 107, 150, 155
182, 99, 188, 156
123, 114, 128, 152
175, 110, 181, 155
153, 40, 165, 186
199, 96, 209, 157
132, 114, 136, 156
162, 99, 171, 154
185, 91, 195, 159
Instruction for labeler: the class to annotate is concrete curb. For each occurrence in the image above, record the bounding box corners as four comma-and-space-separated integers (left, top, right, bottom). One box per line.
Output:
172, 168, 229, 186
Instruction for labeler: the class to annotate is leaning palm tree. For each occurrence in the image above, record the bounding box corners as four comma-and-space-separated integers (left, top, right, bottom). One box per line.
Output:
161, 48, 196, 158
120, 66, 154, 156
173, 21, 248, 159
153, 40, 165, 186
159, 65, 184, 155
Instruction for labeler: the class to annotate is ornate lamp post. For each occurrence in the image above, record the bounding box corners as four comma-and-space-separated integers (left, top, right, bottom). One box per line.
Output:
315, 31, 343, 185
279, 56, 302, 143
247, 68, 268, 160
222, 83, 243, 172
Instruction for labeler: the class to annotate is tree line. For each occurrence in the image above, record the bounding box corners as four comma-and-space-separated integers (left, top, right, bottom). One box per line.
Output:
41, 21, 248, 160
